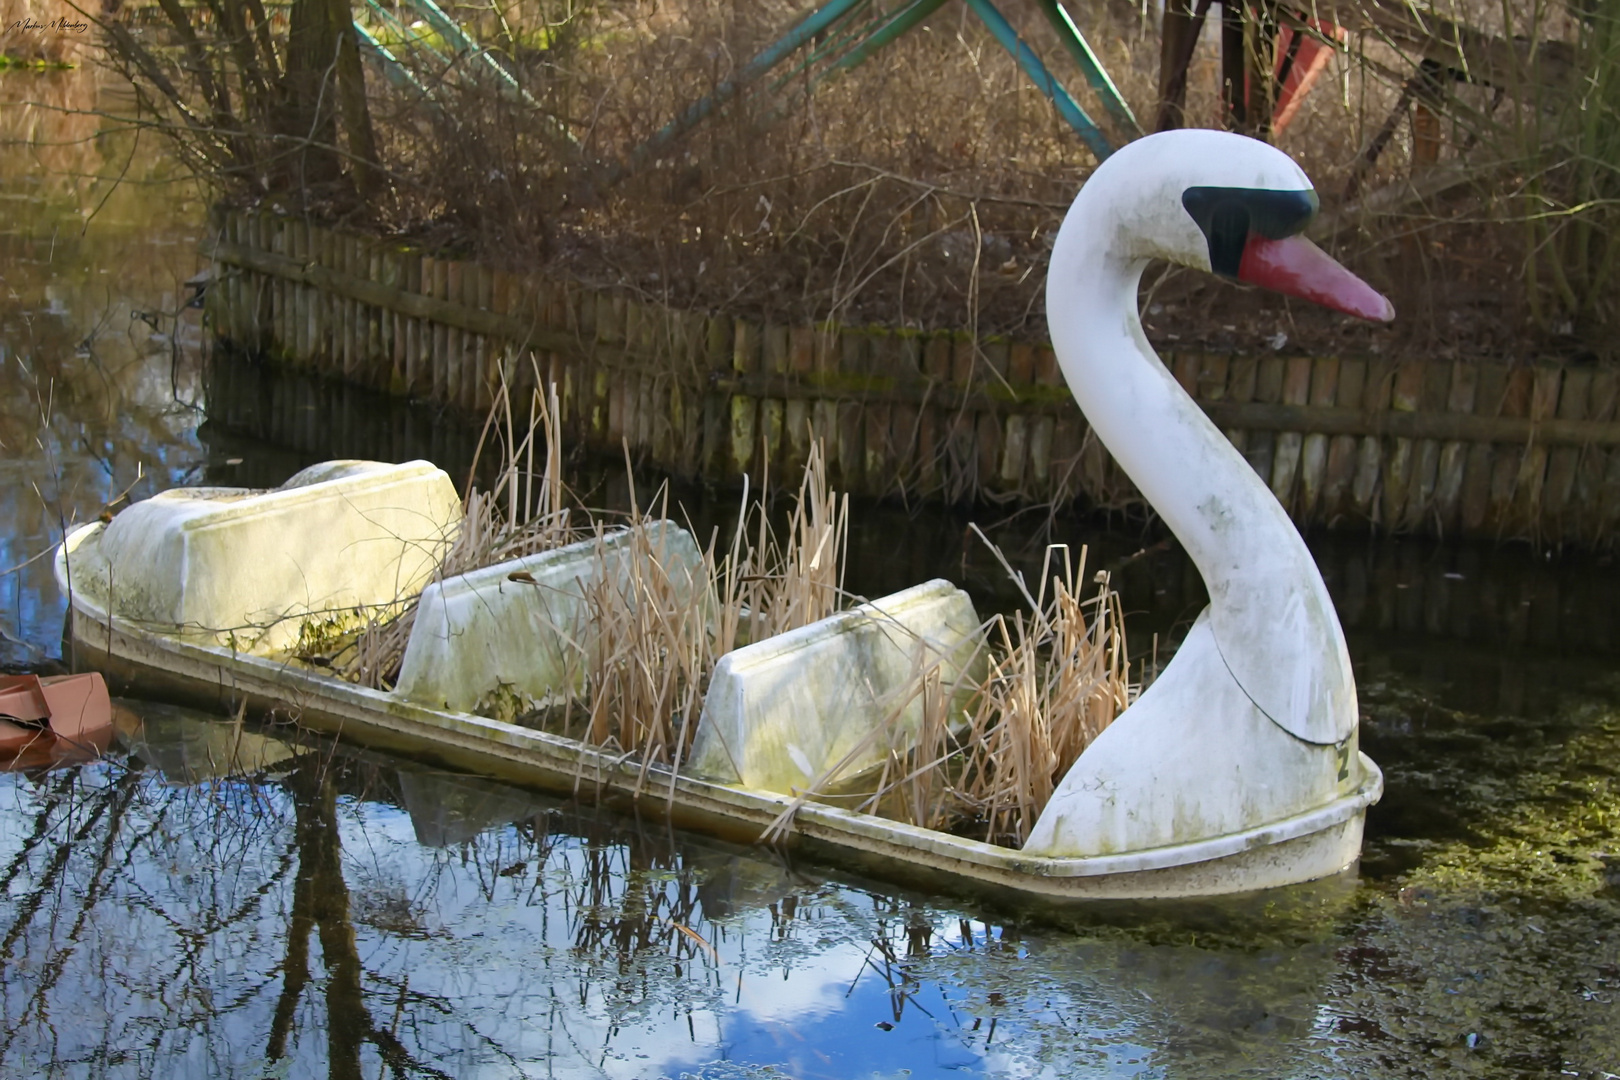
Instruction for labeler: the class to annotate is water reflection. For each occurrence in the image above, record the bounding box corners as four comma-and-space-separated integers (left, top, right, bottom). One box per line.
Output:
115, 699, 296, 782
0, 67, 207, 667
0, 703, 1263, 1078
0, 691, 1612, 1078
201, 351, 1620, 677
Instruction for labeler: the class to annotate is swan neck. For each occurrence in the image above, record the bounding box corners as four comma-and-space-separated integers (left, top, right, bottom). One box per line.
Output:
1053, 251, 1299, 608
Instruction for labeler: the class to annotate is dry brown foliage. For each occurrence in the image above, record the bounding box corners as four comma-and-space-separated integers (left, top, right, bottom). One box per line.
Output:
567, 438, 848, 783
330, 380, 853, 791
940, 533, 1131, 845
91, 0, 1620, 347
762, 527, 1133, 849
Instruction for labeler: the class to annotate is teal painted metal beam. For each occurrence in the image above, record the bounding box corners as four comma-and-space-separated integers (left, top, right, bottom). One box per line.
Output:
962, 0, 1113, 160
616, 0, 870, 182
827, 0, 950, 75
1036, 0, 1142, 138
766, 0, 948, 103
400, 0, 531, 101
396, 0, 578, 146
353, 22, 435, 101
363, 0, 449, 64
770, 0, 883, 96
796, 0, 879, 72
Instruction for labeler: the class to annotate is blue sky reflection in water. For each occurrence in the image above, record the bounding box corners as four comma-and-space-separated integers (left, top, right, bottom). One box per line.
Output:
2, 66, 1620, 1080
0, 711, 1336, 1080
0, 712, 1136, 1079
5, 681, 1617, 1079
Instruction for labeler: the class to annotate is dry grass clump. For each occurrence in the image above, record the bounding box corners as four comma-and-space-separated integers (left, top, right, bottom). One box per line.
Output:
338, 376, 577, 687
766, 528, 1132, 849
565, 441, 848, 783
561, 1, 1109, 336
939, 535, 1131, 846
719, 441, 849, 648
567, 491, 714, 785
328, 385, 851, 791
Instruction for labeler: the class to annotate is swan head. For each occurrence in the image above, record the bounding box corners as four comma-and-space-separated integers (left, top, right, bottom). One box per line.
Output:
1058, 130, 1393, 323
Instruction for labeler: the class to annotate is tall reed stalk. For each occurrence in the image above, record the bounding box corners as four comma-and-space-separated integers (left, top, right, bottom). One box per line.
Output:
568, 441, 849, 786
766, 529, 1132, 849
946, 539, 1132, 846
341, 371, 575, 688
337, 397, 852, 797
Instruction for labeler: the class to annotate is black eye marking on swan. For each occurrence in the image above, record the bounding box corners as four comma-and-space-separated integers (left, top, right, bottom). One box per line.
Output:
1180, 187, 1319, 278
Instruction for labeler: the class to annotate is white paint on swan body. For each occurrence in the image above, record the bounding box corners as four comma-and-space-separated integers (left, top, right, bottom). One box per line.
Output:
1024, 131, 1365, 859
1023, 610, 1356, 857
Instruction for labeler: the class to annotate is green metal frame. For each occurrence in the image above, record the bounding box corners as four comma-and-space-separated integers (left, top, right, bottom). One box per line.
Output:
400, 0, 532, 102
352, 22, 434, 101
356, 0, 1142, 185
359, 0, 577, 145
963, 0, 1113, 160
830, 0, 951, 75
1035, 0, 1142, 137
621, 0, 1139, 178
361, 0, 449, 64
616, 0, 873, 181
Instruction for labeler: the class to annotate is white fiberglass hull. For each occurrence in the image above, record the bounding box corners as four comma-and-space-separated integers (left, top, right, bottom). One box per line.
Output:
57, 524, 1381, 902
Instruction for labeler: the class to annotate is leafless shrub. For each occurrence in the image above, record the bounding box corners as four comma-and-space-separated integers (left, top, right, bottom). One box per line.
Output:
95, 0, 1620, 359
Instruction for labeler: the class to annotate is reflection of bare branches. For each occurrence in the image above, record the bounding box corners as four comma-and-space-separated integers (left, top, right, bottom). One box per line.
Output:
0, 769, 125, 962
0, 771, 77, 894
0, 71, 210, 662
0, 709, 950, 1074
0, 763, 145, 1059
271, 756, 455, 1080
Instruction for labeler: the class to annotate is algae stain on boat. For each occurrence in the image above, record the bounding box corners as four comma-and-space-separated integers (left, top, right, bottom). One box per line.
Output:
472, 679, 543, 726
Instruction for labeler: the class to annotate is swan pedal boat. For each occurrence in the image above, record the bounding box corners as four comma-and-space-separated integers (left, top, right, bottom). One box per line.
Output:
56, 131, 1385, 901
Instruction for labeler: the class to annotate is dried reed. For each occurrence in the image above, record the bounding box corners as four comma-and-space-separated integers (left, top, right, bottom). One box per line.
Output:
564, 476, 711, 787
765, 525, 1131, 849
943, 534, 1132, 847
329, 368, 851, 790
565, 440, 849, 790
725, 440, 849, 649
339, 370, 576, 687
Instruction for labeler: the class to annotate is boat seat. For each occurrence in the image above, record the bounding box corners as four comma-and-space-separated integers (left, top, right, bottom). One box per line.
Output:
66, 459, 462, 654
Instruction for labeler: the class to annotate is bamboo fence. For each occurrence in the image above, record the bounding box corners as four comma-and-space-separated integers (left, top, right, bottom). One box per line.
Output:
204, 208, 1620, 545
202, 350, 1620, 663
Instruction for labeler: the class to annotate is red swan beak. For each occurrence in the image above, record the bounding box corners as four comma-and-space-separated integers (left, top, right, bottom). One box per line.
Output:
1238, 234, 1395, 323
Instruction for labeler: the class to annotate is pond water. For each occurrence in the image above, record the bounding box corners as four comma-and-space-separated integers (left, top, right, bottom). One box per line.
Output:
3, 68, 1620, 1079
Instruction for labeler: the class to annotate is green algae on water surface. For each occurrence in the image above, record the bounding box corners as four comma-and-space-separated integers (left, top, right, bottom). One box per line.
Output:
1361, 673, 1620, 903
